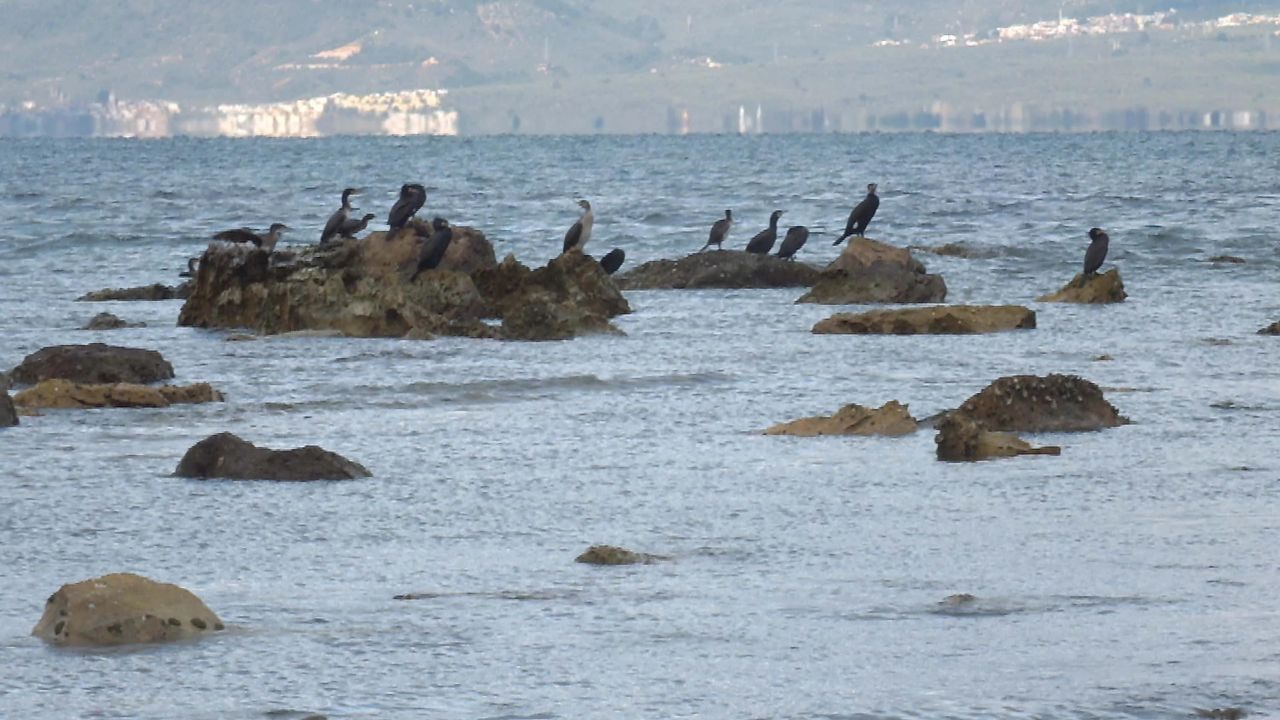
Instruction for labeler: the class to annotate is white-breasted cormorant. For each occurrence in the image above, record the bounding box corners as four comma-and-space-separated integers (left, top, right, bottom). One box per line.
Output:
320, 188, 360, 244
598, 248, 625, 275
409, 218, 453, 281
700, 209, 733, 252
563, 199, 594, 254
746, 210, 784, 254
1084, 227, 1110, 277
834, 183, 879, 245
213, 223, 290, 252
387, 183, 426, 240
776, 225, 810, 260
339, 213, 376, 239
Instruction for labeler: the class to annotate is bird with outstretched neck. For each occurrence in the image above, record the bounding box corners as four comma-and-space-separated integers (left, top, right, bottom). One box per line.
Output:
834, 183, 879, 245
746, 210, 784, 254
700, 209, 733, 252
213, 223, 290, 252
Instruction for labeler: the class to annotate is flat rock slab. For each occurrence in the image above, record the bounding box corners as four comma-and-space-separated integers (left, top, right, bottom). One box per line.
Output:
935, 412, 1061, 461
813, 305, 1036, 335
797, 237, 946, 304
616, 250, 821, 290
14, 380, 223, 409
1037, 269, 1127, 303
78, 283, 190, 301
763, 400, 918, 436
11, 343, 174, 386
175, 431, 371, 481
957, 374, 1127, 433
32, 572, 224, 647
574, 545, 667, 565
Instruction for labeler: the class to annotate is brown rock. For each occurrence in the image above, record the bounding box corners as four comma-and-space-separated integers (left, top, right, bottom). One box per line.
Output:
1, 391, 16, 428
935, 412, 1062, 461
77, 283, 190, 301
10, 343, 174, 386
812, 305, 1036, 335
956, 374, 1127, 433
32, 572, 223, 646
1206, 255, 1247, 264
797, 237, 947, 304
1258, 320, 1280, 336
479, 252, 630, 341
364, 222, 497, 275
763, 401, 918, 436
82, 312, 145, 330
1037, 269, 1127, 303
615, 250, 822, 290
13, 379, 223, 409
175, 431, 371, 481
574, 545, 665, 565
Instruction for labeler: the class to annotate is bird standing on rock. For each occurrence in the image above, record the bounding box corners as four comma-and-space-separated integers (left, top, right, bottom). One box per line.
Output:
213, 223, 290, 252
1083, 227, 1110, 277
387, 183, 426, 240
746, 210, 784, 254
834, 183, 879, 245
700, 209, 733, 252
409, 218, 453, 281
598, 248, 625, 275
776, 226, 810, 260
563, 199, 594, 254
320, 188, 360, 245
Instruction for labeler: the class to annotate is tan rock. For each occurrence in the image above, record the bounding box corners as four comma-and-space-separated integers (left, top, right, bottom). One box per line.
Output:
797, 237, 947, 304
1037, 269, 1127, 303
935, 412, 1062, 461
812, 305, 1035, 335
32, 572, 224, 646
1258, 320, 1280, 336
13, 379, 223, 410
574, 545, 666, 565
763, 401, 918, 436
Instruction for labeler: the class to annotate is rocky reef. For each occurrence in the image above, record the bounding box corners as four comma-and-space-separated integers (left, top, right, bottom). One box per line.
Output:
812, 305, 1036, 335
615, 250, 821, 290
1037, 269, 1127, 303
796, 237, 947, 304
32, 572, 224, 647
763, 401, 918, 436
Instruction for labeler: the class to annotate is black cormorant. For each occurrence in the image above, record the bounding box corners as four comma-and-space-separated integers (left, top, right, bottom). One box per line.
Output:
834, 183, 879, 245
563, 199, 594, 254
776, 225, 810, 260
1084, 227, 1110, 277
699, 209, 733, 252
320, 188, 360, 244
213, 223, 290, 252
598, 248, 625, 275
387, 183, 426, 240
746, 210, 784, 254
178, 257, 198, 278
409, 218, 453, 281
339, 213, 376, 239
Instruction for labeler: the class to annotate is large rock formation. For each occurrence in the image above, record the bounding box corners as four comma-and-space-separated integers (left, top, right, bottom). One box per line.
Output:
796, 237, 947, 304
615, 250, 821, 290
175, 432, 371, 481
32, 572, 224, 647
956, 374, 1127, 432
474, 252, 631, 341
934, 412, 1061, 461
0, 391, 16, 428
77, 283, 190, 301
10, 344, 174, 386
14, 380, 222, 410
1037, 269, 1127, 303
763, 401, 918, 436
371, 218, 497, 274
574, 545, 666, 565
812, 305, 1036, 335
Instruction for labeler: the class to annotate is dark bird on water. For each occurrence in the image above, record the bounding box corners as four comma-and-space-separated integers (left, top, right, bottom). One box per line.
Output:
339, 213, 376, 239
387, 183, 426, 239
213, 223, 290, 252
834, 183, 879, 245
776, 226, 810, 260
178, 257, 198, 278
745, 210, 784, 254
700, 209, 733, 252
409, 218, 453, 281
563, 199, 594, 254
320, 187, 361, 244
1083, 227, 1110, 277
598, 248, 625, 275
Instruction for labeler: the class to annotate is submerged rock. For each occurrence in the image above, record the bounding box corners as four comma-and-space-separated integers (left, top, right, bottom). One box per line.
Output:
934, 412, 1062, 461
175, 432, 371, 481
475, 252, 631, 341
13, 380, 223, 410
0, 391, 17, 428
1258, 320, 1280, 336
574, 545, 666, 565
956, 374, 1127, 433
77, 282, 190, 301
32, 572, 224, 647
812, 305, 1036, 335
10, 343, 174, 386
1206, 255, 1247, 264
1037, 269, 1127, 303
796, 237, 947, 304
615, 250, 821, 289
82, 312, 145, 330
763, 401, 918, 436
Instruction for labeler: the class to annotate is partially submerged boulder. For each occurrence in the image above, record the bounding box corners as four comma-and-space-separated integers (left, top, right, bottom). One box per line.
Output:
14, 380, 222, 410
0, 391, 16, 428
935, 412, 1062, 461
763, 401, 918, 436
574, 545, 666, 565
616, 250, 821, 290
175, 432, 371, 481
956, 374, 1127, 432
82, 312, 145, 330
475, 252, 631, 341
10, 344, 174, 386
1037, 269, 1127, 303
1259, 321, 1280, 336
32, 572, 224, 647
812, 305, 1036, 335
78, 283, 189, 301
797, 237, 947, 304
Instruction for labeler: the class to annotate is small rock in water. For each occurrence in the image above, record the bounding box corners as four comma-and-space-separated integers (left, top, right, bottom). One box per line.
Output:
1258, 320, 1280, 336
1193, 708, 1247, 720
1037, 269, 1126, 304
175, 432, 371, 481
574, 545, 665, 565
941, 593, 977, 605
763, 401, 918, 436
1206, 255, 1247, 264
82, 312, 145, 330
1092, 354, 1114, 362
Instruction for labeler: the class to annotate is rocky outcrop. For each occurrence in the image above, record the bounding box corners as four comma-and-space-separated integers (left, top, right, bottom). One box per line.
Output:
10, 344, 174, 386
615, 250, 821, 290
812, 305, 1036, 335
14, 380, 222, 410
78, 283, 190, 301
0, 391, 16, 427
475, 252, 631, 341
82, 312, 145, 330
1037, 269, 1127, 303
175, 432, 371, 481
32, 572, 224, 647
956, 374, 1127, 432
763, 401, 918, 436
574, 545, 666, 565
935, 412, 1062, 461
796, 237, 947, 304
1259, 320, 1280, 336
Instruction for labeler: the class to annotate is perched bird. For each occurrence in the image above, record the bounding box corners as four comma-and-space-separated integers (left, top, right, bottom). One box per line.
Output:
320, 187, 360, 244
213, 223, 290, 252
1083, 227, 1110, 277
745, 210, 784, 254
563, 199, 594, 254
338, 213, 376, 239
409, 218, 453, 281
700, 209, 733, 252
387, 183, 426, 239
178, 257, 198, 278
598, 248, 625, 275
776, 225, 810, 261
834, 183, 880, 245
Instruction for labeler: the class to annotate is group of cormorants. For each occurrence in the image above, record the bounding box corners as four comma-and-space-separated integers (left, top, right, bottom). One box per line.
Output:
697, 182, 879, 259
